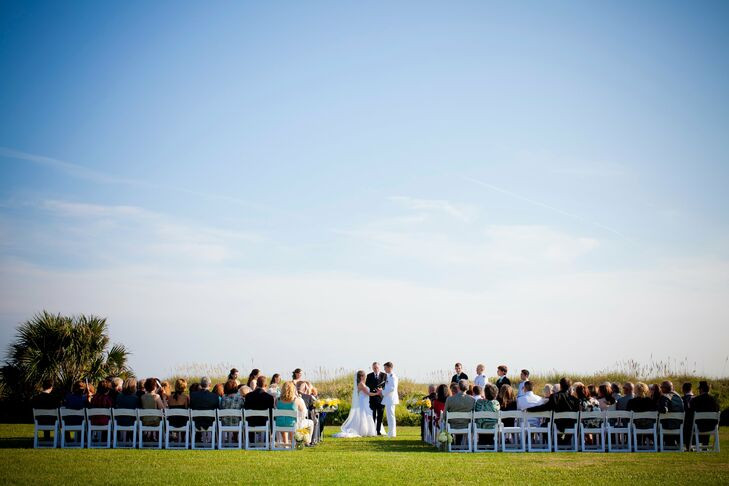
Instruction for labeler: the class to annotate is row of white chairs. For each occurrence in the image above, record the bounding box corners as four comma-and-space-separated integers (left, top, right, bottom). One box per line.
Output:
32, 407, 302, 450
424, 409, 721, 453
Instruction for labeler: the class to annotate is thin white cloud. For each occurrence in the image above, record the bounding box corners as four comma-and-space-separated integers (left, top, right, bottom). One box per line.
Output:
388, 196, 477, 222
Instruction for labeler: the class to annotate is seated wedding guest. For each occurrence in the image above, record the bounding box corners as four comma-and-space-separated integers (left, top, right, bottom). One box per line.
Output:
189, 383, 201, 393
542, 384, 553, 400
244, 375, 275, 434
475, 383, 499, 423
682, 382, 694, 450
466, 385, 474, 397
63, 381, 88, 427
297, 381, 315, 412
292, 368, 303, 387
658, 381, 684, 444
140, 378, 165, 427
498, 385, 517, 426
228, 368, 239, 384
517, 381, 544, 412
449, 382, 459, 399
682, 382, 694, 410
587, 384, 598, 399
166, 379, 190, 429
89, 379, 113, 426
32, 379, 60, 436
597, 382, 616, 411
159, 381, 171, 406
649, 383, 662, 404
611, 382, 621, 401
495, 365, 511, 389
527, 377, 580, 434
268, 374, 282, 398
473, 364, 488, 389
190, 376, 219, 430
690, 381, 720, 447
552, 383, 561, 394
425, 385, 437, 401
627, 382, 657, 429
575, 382, 600, 444
135, 379, 145, 398
239, 385, 252, 399
433, 384, 450, 420
517, 369, 529, 397
85, 382, 95, 403
275, 381, 298, 445
213, 383, 225, 400
115, 379, 141, 414
220, 379, 245, 426
247, 369, 260, 388
445, 380, 476, 441
451, 363, 468, 383
110, 377, 123, 401
616, 382, 634, 410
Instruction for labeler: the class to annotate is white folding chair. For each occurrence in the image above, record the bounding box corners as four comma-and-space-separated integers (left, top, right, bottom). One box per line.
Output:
499, 410, 526, 452
423, 410, 433, 444
524, 411, 551, 452
191, 410, 217, 450
33, 409, 59, 448
552, 411, 580, 452
87, 408, 112, 448
606, 410, 632, 452
579, 410, 606, 452
60, 407, 86, 448
218, 409, 243, 450
693, 412, 720, 453
244, 409, 270, 450
658, 412, 685, 452
472, 411, 499, 452
112, 409, 137, 448
632, 411, 658, 452
445, 411, 472, 452
164, 409, 190, 450
137, 409, 164, 449
271, 409, 298, 450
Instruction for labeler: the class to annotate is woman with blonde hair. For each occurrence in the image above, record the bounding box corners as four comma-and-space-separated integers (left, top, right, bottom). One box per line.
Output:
275, 381, 298, 445
627, 382, 658, 430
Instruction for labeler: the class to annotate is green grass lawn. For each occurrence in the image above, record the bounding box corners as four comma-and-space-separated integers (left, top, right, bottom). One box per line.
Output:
0, 425, 727, 485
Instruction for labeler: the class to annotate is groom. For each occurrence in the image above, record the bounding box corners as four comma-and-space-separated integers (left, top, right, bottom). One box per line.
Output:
382, 361, 399, 438
365, 362, 387, 435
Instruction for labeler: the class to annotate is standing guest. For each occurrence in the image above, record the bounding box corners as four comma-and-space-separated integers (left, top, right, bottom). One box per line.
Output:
247, 369, 260, 388
682, 382, 695, 451
228, 368, 239, 384
268, 374, 282, 398
433, 384, 450, 421
517, 381, 544, 411
611, 383, 622, 401
451, 363, 468, 383
445, 380, 476, 442
473, 364, 488, 389
497, 385, 517, 426
690, 381, 720, 447
495, 365, 511, 389
616, 382, 634, 411
166, 379, 190, 430
244, 375, 275, 440
517, 369, 529, 397
140, 378, 165, 440
220, 379, 245, 426
274, 381, 298, 445
527, 377, 580, 436
292, 368, 304, 387
189, 376, 219, 431
597, 382, 617, 411
627, 382, 657, 429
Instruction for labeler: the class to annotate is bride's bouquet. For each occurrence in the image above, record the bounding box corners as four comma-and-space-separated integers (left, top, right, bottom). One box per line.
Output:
405, 397, 431, 414
314, 397, 340, 412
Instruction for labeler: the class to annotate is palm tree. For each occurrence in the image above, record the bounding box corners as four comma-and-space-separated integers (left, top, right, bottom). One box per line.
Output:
1, 311, 134, 400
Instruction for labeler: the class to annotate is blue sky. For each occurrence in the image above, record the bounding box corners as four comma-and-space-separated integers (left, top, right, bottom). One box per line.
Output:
1, 1, 728, 381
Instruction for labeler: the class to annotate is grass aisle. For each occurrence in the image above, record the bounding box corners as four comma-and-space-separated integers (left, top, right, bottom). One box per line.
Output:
0, 425, 727, 484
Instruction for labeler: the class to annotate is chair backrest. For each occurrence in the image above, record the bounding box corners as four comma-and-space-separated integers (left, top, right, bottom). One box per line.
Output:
272, 409, 297, 419
60, 408, 86, 419
606, 410, 632, 424
446, 412, 472, 424
137, 409, 164, 418
473, 411, 499, 420
579, 410, 604, 422
632, 411, 657, 425
112, 409, 138, 420
87, 408, 112, 418
164, 409, 190, 418
217, 409, 242, 419
553, 411, 579, 420
693, 412, 720, 423
658, 412, 684, 424
500, 410, 526, 420
33, 409, 59, 420
244, 409, 270, 419
523, 411, 551, 420
191, 409, 217, 419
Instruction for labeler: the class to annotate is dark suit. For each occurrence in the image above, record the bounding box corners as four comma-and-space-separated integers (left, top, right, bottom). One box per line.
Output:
527, 390, 579, 434
690, 393, 719, 446
366, 371, 386, 434
451, 372, 469, 383
495, 376, 511, 389
190, 390, 219, 429
243, 388, 274, 427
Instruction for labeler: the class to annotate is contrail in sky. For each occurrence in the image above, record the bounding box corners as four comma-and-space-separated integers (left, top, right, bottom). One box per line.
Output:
463, 176, 629, 240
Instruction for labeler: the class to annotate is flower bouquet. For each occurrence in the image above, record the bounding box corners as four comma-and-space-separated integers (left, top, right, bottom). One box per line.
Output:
406, 397, 432, 414
294, 424, 312, 450
314, 397, 340, 412
437, 430, 454, 449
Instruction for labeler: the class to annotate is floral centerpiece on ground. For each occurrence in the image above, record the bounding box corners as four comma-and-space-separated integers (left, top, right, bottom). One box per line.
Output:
294, 423, 313, 449
314, 397, 340, 412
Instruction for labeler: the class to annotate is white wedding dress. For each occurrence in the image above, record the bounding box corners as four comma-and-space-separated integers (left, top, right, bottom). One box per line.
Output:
333, 375, 377, 438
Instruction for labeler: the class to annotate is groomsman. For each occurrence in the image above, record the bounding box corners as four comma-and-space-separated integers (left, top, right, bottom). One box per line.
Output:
495, 365, 511, 389
473, 364, 488, 389
451, 363, 468, 383
366, 362, 387, 435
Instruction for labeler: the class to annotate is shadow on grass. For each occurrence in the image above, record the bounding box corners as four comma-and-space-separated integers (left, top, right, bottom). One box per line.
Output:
0, 436, 33, 449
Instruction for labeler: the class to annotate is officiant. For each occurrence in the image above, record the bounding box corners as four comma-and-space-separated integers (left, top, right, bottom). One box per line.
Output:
365, 361, 387, 435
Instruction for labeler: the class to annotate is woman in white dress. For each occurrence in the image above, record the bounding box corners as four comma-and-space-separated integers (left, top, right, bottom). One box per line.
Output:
333, 370, 379, 438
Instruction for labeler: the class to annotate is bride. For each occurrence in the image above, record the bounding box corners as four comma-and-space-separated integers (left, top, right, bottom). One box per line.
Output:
333, 370, 379, 438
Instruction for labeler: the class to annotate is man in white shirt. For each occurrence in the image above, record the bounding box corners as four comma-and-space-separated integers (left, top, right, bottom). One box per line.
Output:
517, 381, 545, 426
473, 363, 488, 389
517, 369, 530, 397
